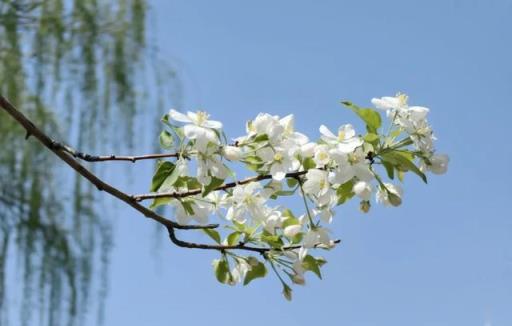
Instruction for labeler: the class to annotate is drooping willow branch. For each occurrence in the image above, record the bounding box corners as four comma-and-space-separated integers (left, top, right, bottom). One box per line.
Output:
0, 95, 337, 254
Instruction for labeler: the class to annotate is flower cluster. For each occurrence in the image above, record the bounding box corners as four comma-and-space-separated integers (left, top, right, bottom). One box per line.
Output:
149, 93, 448, 300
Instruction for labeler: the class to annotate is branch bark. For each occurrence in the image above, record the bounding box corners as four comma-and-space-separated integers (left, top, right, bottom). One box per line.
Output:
133, 171, 308, 202
0, 95, 338, 254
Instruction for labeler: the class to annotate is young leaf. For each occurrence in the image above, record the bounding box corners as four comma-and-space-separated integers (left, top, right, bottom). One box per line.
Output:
226, 232, 241, 246
150, 161, 176, 192
213, 259, 231, 284
243, 260, 267, 285
203, 229, 221, 244
149, 197, 172, 210
336, 180, 355, 205
381, 151, 427, 183
202, 177, 225, 197
342, 101, 382, 133
302, 255, 323, 279
159, 130, 174, 149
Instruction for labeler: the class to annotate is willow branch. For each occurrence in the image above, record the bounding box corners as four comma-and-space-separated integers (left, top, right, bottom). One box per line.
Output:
133, 170, 308, 202
0, 95, 217, 231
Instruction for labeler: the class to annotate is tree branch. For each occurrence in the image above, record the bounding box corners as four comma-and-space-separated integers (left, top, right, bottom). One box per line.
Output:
0, 95, 217, 231
0, 95, 339, 254
132, 170, 308, 202
49, 142, 180, 162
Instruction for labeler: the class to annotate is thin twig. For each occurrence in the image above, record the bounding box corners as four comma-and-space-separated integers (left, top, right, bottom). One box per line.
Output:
0, 95, 339, 253
133, 170, 308, 202
51, 142, 180, 162
0, 95, 216, 231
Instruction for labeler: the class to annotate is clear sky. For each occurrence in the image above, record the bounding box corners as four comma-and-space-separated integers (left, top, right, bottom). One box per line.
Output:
100, 1, 512, 325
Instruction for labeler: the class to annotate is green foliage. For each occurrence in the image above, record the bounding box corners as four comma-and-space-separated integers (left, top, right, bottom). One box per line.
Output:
0, 1, 175, 325
243, 259, 267, 285
342, 101, 382, 133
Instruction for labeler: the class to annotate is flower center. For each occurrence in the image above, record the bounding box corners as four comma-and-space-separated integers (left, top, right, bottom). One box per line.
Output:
273, 152, 283, 162
196, 111, 210, 125
318, 151, 329, 161
338, 130, 346, 141
397, 92, 408, 108
348, 153, 361, 164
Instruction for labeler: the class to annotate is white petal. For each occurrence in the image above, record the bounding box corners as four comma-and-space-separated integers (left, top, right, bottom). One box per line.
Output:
204, 120, 223, 129
169, 109, 192, 123
319, 125, 336, 139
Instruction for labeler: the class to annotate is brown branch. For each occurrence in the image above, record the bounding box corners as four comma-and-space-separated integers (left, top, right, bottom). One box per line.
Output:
133, 170, 308, 202
53, 142, 180, 162
167, 227, 341, 253
0, 95, 216, 231
0, 95, 339, 254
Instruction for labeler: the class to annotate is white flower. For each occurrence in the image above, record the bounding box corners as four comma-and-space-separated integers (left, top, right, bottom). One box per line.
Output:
226, 182, 268, 223
279, 114, 309, 145
247, 113, 284, 143
319, 124, 363, 153
300, 142, 317, 158
328, 147, 373, 185
257, 145, 300, 181
371, 93, 409, 112
196, 145, 229, 185
261, 208, 285, 234
230, 258, 251, 285
222, 145, 243, 161
284, 224, 302, 238
303, 169, 331, 198
174, 200, 212, 225
427, 154, 449, 175
303, 227, 331, 248
376, 183, 403, 207
353, 180, 373, 201
169, 109, 222, 152
313, 144, 330, 167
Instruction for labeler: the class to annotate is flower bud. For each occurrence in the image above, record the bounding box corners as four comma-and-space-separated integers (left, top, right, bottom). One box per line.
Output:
222, 145, 243, 161
292, 274, 305, 285
283, 225, 302, 238
360, 200, 371, 213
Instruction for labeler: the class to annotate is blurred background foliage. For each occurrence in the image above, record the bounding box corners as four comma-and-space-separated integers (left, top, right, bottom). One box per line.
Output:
0, 1, 177, 325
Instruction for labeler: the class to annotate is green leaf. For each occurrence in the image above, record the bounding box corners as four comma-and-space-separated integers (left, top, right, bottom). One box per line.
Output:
275, 190, 295, 196
202, 177, 225, 197
382, 160, 395, 180
150, 161, 176, 192
303, 157, 316, 170
261, 231, 283, 248
243, 156, 263, 165
159, 130, 174, 149
363, 132, 379, 145
227, 232, 241, 246
381, 151, 427, 183
342, 101, 382, 133
243, 260, 267, 285
149, 197, 172, 210
282, 283, 293, 301
203, 229, 221, 244
286, 177, 298, 188
181, 200, 195, 215
213, 259, 231, 284
302, 255, 323, 279
336, 180, 355, 205
253, 134, 269, 142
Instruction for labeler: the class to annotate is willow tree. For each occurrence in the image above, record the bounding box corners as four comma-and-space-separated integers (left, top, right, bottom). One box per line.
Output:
0, 1, 176, 325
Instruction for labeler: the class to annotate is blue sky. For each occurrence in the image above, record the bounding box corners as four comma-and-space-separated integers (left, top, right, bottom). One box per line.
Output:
101, 1, 512, 325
